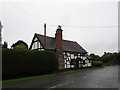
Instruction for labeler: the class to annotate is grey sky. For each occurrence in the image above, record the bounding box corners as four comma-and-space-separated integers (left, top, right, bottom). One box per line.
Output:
1, 0, 119, 56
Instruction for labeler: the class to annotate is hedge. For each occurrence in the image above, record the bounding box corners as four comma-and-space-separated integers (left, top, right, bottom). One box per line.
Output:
2, 49, 58, 80
92, 61, 103, 67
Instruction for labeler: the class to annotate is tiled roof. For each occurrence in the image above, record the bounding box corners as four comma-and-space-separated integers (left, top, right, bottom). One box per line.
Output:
35, 33, 87, 53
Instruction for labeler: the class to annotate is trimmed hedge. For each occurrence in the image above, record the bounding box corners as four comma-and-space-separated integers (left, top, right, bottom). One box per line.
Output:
2, 49, 58, 80
92, 61, 103, 67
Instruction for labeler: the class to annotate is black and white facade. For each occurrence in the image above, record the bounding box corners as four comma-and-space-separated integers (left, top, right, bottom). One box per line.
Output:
29, 32, 92, 69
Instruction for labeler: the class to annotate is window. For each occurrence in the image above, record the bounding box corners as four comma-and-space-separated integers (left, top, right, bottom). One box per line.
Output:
34, 42, 38, 49
31, 41, 40, 49
71, 54, 74, 59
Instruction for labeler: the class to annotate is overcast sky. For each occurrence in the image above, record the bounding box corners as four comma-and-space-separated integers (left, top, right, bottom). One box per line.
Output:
0, 0, 119, 56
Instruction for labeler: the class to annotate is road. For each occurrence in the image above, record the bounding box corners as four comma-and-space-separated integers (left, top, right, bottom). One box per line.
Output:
3, 65, 119, 89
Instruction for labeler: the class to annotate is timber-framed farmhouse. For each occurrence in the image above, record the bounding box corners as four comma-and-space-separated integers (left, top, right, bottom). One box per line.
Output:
29, 26, 92, 69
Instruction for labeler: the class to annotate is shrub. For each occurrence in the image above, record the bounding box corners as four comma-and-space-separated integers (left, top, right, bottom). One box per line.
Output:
92, 60, 103, 67
14, 44, 27, 49
2, 49, 58, 80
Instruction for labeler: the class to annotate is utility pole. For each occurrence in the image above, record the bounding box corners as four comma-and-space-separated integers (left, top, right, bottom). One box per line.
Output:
44, 23, 46, 48
0, 21, 3, 48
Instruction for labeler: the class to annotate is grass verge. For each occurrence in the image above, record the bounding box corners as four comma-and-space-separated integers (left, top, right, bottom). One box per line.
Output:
3, 67, 103, 84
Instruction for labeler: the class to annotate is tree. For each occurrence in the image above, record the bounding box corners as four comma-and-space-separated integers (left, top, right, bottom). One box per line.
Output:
11, 40, 28, 49
2, 41, 8, 48
89, 53, 100, 61
14, 44, 27, 49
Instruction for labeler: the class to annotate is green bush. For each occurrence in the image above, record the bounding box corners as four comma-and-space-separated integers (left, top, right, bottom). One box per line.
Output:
2, 49, 58, 80
14, 44, 27, 49
92, 60, 103, 67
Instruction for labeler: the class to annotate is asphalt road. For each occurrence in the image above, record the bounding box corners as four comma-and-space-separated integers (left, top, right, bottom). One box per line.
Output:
3, 65, 119, 89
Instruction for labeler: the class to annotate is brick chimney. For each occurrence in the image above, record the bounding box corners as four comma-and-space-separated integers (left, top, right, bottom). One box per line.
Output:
55, 25, 64, 70
55, 25, 63, 49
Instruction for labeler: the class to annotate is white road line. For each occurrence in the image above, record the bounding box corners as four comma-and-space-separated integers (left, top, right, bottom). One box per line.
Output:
83, 76, 88, 78
49, 80, 74, 89
50, 82, 69, 88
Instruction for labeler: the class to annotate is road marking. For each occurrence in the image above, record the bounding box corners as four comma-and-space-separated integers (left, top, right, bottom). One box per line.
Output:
50, 82, 70, 88
83, 76, 88, 78
48, 80, 74, 89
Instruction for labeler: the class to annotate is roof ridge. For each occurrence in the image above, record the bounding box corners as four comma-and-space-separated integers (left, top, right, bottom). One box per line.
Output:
35, 33, 55, 39
63, 39, 77, 43
35, 33, 77, 43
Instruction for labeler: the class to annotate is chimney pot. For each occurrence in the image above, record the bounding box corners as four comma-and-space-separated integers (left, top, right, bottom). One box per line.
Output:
57, 25, 62, 29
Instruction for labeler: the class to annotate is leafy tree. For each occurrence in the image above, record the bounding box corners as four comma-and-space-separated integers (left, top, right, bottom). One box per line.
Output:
14, 44, 27, 49
100, 52, 119, 65
89, 53, 100, 61
11, 40, 28, 49
2, 41, 8, 48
